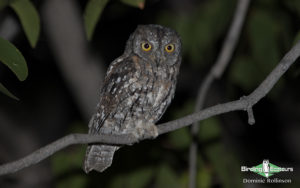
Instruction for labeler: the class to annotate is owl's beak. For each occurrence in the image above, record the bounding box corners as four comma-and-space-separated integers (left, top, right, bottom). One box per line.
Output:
154, 52, 164, 64
149, 54, 160, 64
155, 58, 161, 64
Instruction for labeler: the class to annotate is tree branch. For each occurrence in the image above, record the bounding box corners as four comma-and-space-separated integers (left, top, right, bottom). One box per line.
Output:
0, 39, 299, 176
189, 0, 251, 187
42, 0, 105, 120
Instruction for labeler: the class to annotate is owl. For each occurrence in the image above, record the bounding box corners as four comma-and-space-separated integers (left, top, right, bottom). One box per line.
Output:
83, 24, 182, 173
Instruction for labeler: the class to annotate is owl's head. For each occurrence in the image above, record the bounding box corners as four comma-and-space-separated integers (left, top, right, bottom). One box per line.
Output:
125, 24, 181, 66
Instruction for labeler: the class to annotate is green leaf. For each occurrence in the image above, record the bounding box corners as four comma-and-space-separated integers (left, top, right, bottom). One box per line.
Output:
52, 146, 88, 188
205, 143, 243, 188
248, 9, 280, 75
229, 56, 263, 91
168, 128, 191, 149
168, 100, 193, 149
197, 167, 212, 188
283, 0, 300, 18
198, 117, 221, 142
0, 83, 19, 100
0, 0, 9, 10
198, 118, 243, 188
155, 164, 179, 188
56, 175, 88, 188
52, 146, 86, 174
120, 0, 145, 9
0, 37, 28, 81
110, 167, 153, 188
84, 0, 109, 40
10, 0, 40, 48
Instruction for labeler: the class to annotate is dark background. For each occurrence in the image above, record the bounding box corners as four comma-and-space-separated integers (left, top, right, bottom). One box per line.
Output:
0, 0, 299, 187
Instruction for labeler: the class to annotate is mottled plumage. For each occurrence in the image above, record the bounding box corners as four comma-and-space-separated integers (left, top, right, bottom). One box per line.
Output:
83, 24, 182, 173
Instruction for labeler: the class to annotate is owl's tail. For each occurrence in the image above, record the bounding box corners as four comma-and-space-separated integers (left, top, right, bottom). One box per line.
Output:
83, 144, 118, 173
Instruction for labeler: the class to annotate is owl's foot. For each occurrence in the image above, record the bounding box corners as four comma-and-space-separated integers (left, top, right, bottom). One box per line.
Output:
131, 121, 158, 140
144, 123, 159, 139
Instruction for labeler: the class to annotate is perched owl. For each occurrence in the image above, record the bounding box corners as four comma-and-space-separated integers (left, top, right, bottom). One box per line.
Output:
83, 24, 182, 173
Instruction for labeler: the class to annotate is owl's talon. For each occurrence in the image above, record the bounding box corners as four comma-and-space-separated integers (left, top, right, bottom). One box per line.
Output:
131, 129, 143, 140
129, 121, 158, 140
146, 124, 158, 139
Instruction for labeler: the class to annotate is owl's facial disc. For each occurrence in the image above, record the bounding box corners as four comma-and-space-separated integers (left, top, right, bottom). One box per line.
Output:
130, 24, 181, 66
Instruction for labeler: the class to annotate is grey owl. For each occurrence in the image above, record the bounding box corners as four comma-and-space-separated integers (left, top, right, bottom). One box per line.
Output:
83, 24, 182, 173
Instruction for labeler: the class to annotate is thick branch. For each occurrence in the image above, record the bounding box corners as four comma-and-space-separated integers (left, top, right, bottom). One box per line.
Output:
0, 40, 299, 176
42, 0, 105, 119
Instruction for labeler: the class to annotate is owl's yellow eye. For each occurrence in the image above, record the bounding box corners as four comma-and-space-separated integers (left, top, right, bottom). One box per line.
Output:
141, 42, 152, 51
165, 44, 175, 53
